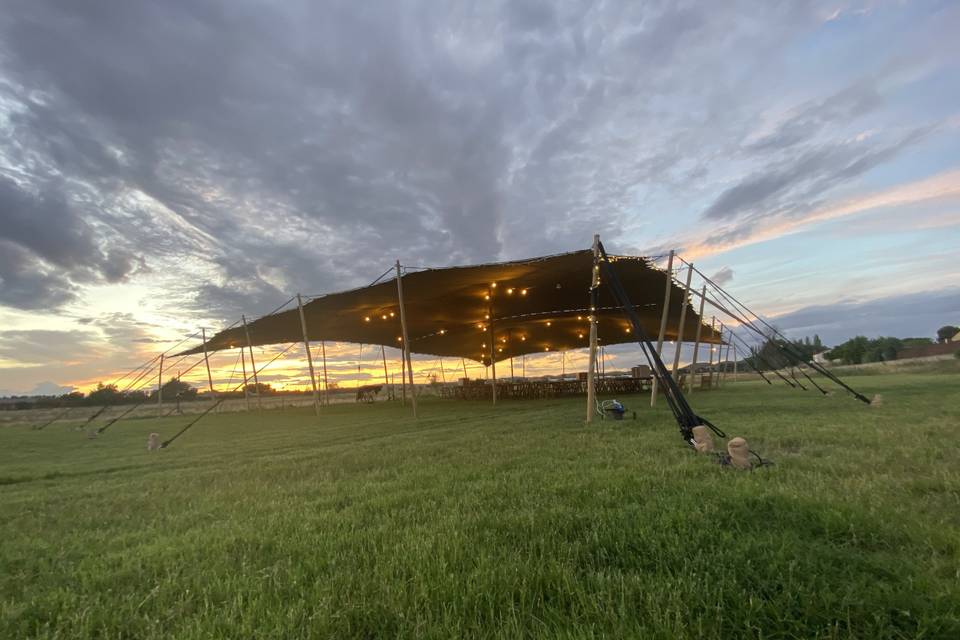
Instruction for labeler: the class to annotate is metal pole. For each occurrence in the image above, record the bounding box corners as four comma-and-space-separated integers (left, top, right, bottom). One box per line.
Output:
242, 314, 262, 411
586, 234, 600, 423
651, 249, 675, 406
671, 263, 694, 381
688, 285, 706, 394
395, 260, 417, 418
157, 353, 164, 406
296, 294, 321, 416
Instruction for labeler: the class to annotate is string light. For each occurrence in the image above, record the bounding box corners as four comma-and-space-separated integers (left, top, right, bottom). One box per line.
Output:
578, 333, 584, 339
364, 316, 371, 322
389, 312, 395, 317
506, 288, 514, 294
491, 282, 497, 288
381, 314, 387, 320
521, 336, 526, 341
546, 321, 552, 327
521, 289, 528, 296
484, 294, 490, 301
439, 329, 446, 335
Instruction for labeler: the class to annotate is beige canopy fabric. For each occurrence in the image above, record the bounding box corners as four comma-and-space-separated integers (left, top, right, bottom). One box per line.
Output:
181, 250, 721, 364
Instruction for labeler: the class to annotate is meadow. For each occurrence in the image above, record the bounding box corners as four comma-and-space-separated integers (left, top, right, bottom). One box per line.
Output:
1, 370, 958, 638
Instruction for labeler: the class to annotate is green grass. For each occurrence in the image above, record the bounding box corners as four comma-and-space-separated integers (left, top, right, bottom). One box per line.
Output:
2, 372, 959, 639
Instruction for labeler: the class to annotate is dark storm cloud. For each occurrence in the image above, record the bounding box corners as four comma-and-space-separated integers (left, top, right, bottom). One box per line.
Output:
774, 288, 960, 345
0, 0, 935, 324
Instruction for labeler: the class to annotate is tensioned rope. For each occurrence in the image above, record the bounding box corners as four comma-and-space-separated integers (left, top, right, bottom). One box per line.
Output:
160, 341, 299, 448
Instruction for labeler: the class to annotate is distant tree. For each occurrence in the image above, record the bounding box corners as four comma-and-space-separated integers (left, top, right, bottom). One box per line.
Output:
87, 383, 122, 406
150, 379, 198, 402
901, 337, 933, 349
936, 325, 959, 343
813, 334, 823, 349
244, 382, 274, 395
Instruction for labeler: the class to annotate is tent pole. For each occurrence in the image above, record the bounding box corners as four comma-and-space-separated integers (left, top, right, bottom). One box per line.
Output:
723, 338, 733, 384
395, 260, 417, 418
242, 314, 262, 412
650, 249, 675, 406
320, 340, 329, 406
240, 347, 250, 411
733, 343, 738, 382
488, 288, 497, 406
201, 328, 215, 398
707, 316, 717, 388
461, 358, 468, 380
296, 294, 321, 416
688, 285, 706, 394
401, 350, 407, 405
438, 358, 446, 384
586, 234, 600, 423
671, 263, 694, 383
381, 345, 390, 398
157, 353, 164, 407
509, 356, 514, 379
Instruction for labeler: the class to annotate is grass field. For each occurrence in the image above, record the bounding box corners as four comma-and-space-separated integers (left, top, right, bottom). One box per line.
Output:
2, 371, 959, 638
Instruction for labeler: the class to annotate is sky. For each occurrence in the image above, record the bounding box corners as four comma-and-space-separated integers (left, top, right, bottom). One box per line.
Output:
1, 0, 959, 396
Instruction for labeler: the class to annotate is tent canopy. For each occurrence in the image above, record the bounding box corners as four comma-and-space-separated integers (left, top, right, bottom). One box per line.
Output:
181, 250, 721, 364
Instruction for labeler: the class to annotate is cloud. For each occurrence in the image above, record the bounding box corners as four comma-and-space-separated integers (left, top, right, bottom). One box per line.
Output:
710, 266, 734, 286
771, 287, 960, 345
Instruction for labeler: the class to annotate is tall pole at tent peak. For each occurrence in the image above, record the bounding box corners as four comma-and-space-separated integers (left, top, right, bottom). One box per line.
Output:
586, 234, 600, 423
242, 314, 262, 412
240, 346, 250, 411
689, 285, 706, 394
296, 294, 321, 416
157, 353, 164, 406
438, 358, 446, 384
395, 261, 417, 418
461, 358, 468, 381
320, 340, 330, 406
671, 263, 694, 382
651, 249, 675, 406
400, 349, 407, 405
488, 287, 497, 406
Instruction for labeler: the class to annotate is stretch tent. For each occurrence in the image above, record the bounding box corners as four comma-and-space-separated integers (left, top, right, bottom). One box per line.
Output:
180, 250, 721, 364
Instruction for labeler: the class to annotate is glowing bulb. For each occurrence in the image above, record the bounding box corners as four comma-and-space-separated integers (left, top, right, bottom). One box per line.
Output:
485, 314, 489, 319
626, 328, 631, 333
397, 337, 402, 341
364, 317, 370, 322
578, 333, 584, 339
546, 321, 552, 327
521, 336, 526, 341
477, 324, 483, 329
498, 347, 503, 352
439, 329, 446, 335
506, 288, 514, 294
577, 316, 582, 320
491, 282, 497, 288
390, 312, 395, 317
545, 347, 550, 351
484, 294, 490, 301
521, 289, 528, 296
381, 315, 387, 320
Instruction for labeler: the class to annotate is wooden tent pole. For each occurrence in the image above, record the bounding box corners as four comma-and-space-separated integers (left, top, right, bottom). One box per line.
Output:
689, 285, 706, 394
157, 353, 164, 407
461, 358, 468, 380
733, 343, 738, 382
651, 249, 675, 406
400, 350, 407, 405
242, 314, 262, 412
489, 287, 497, 406
707, 316, 717, 387
320, 340, 329, 406
201, 327, 215, 397
671, 263, 694, 382
296, 294, 321, 416
240, 347, 250, 411
381, 345, 390, 398
586, 234, 600, 423
510, 356, 514, 379
438, 358, 446, 384
395, 261, 417, 418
